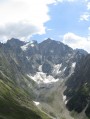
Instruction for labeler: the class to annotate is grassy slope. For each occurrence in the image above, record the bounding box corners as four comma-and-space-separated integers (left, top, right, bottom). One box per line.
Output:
0, 79, 51, 119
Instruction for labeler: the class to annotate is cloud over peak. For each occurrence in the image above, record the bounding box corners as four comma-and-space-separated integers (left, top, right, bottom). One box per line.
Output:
0, 0, 60, 42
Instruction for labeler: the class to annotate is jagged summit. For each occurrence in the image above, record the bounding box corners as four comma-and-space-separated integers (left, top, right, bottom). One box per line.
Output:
46, 37, 52, 41
6, 38, 25, 47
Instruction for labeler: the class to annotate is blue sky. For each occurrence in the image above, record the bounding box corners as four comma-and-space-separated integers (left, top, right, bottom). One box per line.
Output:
0, 0, 90, 52
31, 0, 90, 52
32, 0, 89, 40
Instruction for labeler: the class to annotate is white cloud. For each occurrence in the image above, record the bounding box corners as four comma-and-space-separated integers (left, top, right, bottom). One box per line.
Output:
87, 2, 90, 10
62, 32, 90, 52
0, 0, 60, 42
80, 13, 90, 21
0, 0, 87, 42
88, 26, 90, 30
0, 22, 41, 41
79, 1, 90, 22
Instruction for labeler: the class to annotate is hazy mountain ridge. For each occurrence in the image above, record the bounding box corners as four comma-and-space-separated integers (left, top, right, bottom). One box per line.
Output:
0, 38, 89, 119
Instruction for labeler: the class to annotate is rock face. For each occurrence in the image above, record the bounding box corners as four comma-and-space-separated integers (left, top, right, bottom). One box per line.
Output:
64, 54, 90, 118
0, 38, 89, 119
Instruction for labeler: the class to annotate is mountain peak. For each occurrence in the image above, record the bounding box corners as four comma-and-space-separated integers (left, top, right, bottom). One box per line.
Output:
6, 38, 25, 47
47, 38, 52, 41
8, 38, 20, 42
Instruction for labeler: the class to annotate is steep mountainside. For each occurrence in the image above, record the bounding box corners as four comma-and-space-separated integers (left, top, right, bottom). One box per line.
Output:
0, 71, 51, 119
64, 54, 90, 119
0, 38, 89, 119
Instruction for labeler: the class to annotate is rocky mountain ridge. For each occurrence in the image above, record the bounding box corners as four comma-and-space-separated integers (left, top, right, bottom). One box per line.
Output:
0, 38, 89, 119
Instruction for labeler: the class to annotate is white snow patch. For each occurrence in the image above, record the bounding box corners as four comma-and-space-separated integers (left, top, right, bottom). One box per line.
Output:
27, 72, 59, 84
63, 95, 66, 101
72, 62, 76, 68
26, 56, 30, 60
31, 44, 34, 47
33, 101, 40, 106
63, 67, 66, 71
63, 95, 68, 105
53, 64, 62, 74
38, 65, 42, 72
85, 83, 87, 85
70, 62, 76, 75
21, 43, 30, 51
65, 100, 68, 105
21, 41, 34, 51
